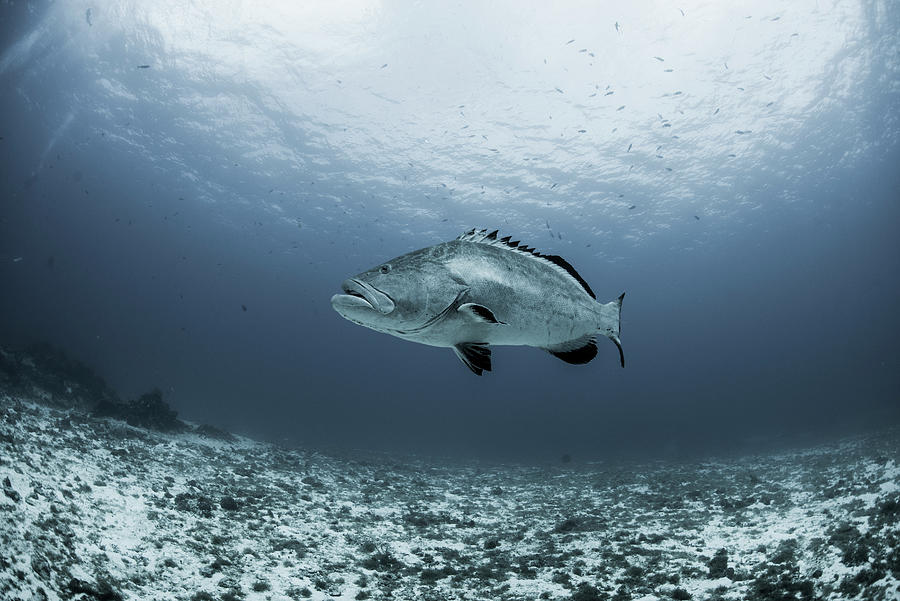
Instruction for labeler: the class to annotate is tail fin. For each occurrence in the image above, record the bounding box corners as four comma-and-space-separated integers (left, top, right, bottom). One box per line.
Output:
599, 292, 625, 367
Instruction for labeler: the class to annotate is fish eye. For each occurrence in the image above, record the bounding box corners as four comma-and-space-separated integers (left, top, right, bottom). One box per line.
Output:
379, 264, 391, 274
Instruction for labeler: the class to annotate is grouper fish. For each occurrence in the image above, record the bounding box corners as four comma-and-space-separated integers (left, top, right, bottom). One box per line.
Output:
331, 228, 624, 375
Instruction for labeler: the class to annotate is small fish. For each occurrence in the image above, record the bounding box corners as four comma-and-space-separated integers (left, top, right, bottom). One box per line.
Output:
566, 39, 575, 45
85, 8, 92, 26
137, 64, 150, 69
13, 257, 23, 263
724, 62, 729, 69
763, 74, 772, 80
617, 105, 625, 111
628, 205, 636, 210
615, 22, 620, 32
694, 215, 700, 220
735, 129, 750, 134
653, 56, 664, 62
555, 87, 564, 94
331, 229, 625, 375
242, 304, 247, 312
678, 8, 685, 16
605, 91, 614, 96
664, 68, 674, 72
627, 143, 632, 152
577, 129, 586, 133
714, 108, 720, 115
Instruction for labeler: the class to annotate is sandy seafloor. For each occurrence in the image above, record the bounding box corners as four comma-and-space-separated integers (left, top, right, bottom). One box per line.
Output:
1, 360, 898, 601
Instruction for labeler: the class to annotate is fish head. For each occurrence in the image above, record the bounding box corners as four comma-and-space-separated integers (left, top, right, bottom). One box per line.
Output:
331, 246, 463, 335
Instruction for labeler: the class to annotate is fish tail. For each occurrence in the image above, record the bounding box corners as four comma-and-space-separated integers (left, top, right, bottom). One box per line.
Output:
598, 293, 625, 367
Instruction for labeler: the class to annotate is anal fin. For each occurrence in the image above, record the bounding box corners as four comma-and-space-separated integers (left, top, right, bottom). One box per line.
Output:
545, 336, 598, 365
453, 342, 492, 375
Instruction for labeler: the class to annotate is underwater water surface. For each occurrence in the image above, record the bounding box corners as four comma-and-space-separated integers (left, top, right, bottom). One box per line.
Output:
1, 0, 899, 461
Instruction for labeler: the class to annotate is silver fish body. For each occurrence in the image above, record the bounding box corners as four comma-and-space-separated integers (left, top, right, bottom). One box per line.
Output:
331, 228, 624, 375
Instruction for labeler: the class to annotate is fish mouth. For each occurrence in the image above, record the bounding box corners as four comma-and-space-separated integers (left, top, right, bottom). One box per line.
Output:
331, 279, 395, 315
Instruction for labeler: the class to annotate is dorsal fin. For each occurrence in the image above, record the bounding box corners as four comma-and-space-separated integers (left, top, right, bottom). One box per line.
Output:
539, 255, 595, 299
457, 228, 596, 299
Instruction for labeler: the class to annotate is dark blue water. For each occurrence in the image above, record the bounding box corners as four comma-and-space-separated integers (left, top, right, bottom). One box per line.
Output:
2, 0, 898, 461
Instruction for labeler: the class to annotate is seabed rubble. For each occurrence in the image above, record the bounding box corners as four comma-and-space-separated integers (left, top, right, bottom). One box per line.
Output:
0, 346, 898, 601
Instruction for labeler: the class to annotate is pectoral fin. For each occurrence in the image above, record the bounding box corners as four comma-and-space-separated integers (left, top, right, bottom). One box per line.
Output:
457, 303, 505, 324
453, 342, 492, 375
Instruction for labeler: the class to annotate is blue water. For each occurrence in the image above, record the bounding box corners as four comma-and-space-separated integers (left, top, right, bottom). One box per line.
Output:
1, 0, 898, 461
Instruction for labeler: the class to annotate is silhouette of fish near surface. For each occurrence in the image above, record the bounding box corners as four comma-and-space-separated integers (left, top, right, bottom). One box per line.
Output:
331, 228, 625, 375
